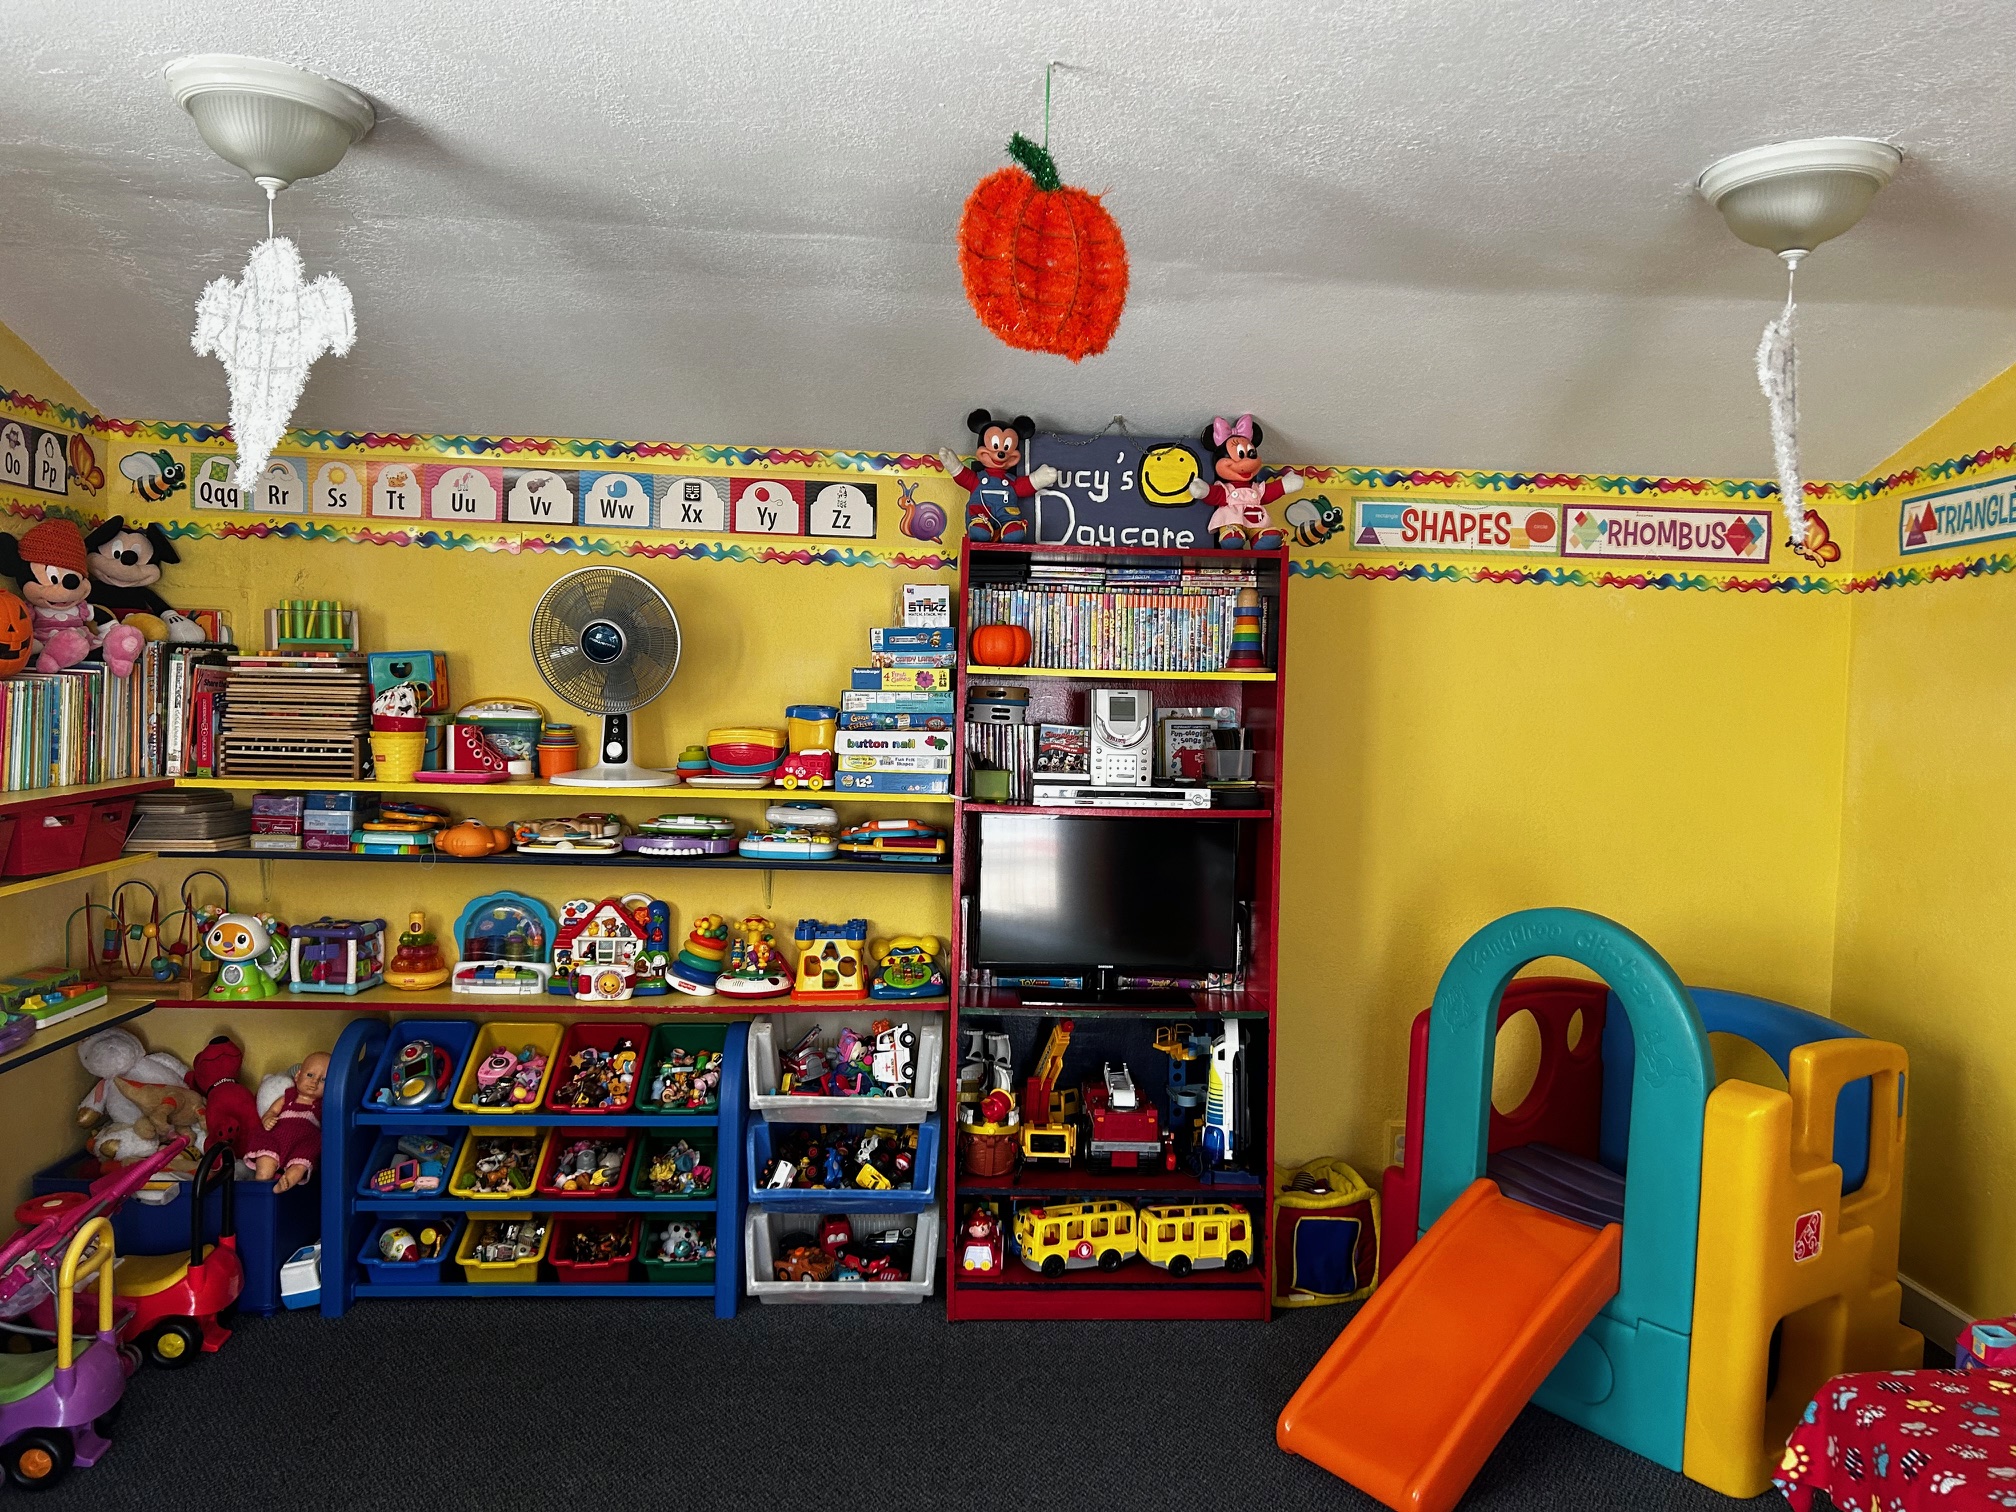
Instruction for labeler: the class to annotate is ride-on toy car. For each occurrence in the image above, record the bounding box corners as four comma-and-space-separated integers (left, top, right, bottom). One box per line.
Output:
0, 1141, 186, 1490
115, 1142, 244, 1367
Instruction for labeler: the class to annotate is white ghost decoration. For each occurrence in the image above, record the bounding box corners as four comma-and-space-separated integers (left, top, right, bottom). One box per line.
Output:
192, 237, 355, 492
1756, 281, 1805, 547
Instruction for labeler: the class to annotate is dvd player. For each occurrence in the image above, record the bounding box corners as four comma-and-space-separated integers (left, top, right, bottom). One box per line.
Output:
1030, 783, 1212, 809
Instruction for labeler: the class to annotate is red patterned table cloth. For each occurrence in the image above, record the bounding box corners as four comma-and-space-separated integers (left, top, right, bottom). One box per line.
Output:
1777, 1369, 2016, 1509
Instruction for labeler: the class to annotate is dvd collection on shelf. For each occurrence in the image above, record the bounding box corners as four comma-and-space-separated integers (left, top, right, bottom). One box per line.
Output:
966, 563, 1261, 673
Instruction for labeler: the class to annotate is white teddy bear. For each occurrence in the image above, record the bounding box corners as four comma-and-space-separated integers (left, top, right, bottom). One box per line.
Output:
75, 1027, 189, 1129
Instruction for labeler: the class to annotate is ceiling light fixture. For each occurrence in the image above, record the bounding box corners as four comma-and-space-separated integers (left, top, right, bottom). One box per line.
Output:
1698, 138, 1902, 547
167, 55, 372, 492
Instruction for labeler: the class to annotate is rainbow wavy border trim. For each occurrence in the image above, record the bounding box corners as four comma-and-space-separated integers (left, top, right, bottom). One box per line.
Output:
1289, 554, 2016, 593
1298, 465, 1852, 503
1844, 443, 2016, 501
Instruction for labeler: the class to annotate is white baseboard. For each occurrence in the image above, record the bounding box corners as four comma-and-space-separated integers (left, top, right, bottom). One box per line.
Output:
1899, 1273, 1971, 1351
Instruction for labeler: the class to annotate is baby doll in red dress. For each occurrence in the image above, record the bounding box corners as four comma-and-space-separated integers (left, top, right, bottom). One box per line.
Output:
245, 1051, 328, 1192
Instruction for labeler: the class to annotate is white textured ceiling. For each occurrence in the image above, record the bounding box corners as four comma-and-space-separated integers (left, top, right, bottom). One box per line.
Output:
6, 0, 2016, 477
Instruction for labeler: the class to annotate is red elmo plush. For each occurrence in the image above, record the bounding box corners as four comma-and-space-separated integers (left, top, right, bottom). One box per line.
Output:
188, 1035, 261, 1158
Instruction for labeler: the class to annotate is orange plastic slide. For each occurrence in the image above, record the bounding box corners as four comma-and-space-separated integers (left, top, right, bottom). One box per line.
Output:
1278, 1179, 1621, 1512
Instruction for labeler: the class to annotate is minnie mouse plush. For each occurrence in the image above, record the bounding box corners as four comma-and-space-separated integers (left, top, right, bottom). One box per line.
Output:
939, 409, 1061, 543
1189, 414, 1301, 549
0, 518, 147, 675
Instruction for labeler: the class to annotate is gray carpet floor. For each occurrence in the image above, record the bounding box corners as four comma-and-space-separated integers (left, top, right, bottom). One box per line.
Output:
24, 1298, 1784, 1510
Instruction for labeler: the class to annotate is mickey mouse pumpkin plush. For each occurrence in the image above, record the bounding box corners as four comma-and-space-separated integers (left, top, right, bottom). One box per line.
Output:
1189, 414, 1301, 550
0, 518, 147, 675
939, 409, 1061, 543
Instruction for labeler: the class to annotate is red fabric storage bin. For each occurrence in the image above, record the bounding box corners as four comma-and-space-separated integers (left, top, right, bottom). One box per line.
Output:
0, 817, 15, 869
548, 1216, 638, 1283
80, 797, 136, 865
2, 802, 91, 878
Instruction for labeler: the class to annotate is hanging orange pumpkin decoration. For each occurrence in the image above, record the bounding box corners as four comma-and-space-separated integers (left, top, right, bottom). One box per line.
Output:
0, 591, 31, 674
959, 133, 1128, 362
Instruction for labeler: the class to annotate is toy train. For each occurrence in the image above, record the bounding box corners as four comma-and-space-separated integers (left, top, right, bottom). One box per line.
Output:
1007, 1198, 1256, 1278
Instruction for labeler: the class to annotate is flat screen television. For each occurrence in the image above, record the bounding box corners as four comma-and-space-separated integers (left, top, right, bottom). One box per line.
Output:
976, 814, 1239, 976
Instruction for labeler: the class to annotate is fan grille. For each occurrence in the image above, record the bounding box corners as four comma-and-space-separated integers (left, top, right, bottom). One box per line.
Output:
529, 567, 681, 715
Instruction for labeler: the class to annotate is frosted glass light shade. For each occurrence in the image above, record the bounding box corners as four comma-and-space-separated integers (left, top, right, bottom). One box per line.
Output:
1697, 138, 1902, 256
166, 55, 374, 193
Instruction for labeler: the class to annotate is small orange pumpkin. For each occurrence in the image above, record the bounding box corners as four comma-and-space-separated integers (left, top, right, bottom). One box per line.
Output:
970, 623, 1032, 668
0, 591, 31, 674
437, 819, 510, 857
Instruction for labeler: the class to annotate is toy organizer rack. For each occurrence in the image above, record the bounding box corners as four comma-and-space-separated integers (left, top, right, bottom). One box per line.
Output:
946, 541, 1286, 1321
319, 1015, 748, 1315
741, 1012, 944, 1303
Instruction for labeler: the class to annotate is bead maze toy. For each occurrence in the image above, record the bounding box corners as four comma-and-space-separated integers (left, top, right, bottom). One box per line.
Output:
1277, 908, 1920, 1510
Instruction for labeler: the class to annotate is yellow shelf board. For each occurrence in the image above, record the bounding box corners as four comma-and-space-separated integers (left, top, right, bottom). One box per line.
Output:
174, 778, 953, 805
0, 852, 161, 901
965, 665, 1275, 683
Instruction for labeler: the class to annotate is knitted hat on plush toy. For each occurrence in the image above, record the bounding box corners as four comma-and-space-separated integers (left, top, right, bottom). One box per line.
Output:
17, 518, 89, 575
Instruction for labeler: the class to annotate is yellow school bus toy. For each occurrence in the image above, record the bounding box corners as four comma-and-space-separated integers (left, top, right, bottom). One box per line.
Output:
1138, 1203, 1255, 1276
1014, 1200, 1138, 1276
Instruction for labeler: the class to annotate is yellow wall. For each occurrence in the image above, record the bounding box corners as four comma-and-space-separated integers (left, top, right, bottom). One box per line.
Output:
1831, 373, 2016, 1320
0, 319, 89, 410
1275, 577, 1853, 1170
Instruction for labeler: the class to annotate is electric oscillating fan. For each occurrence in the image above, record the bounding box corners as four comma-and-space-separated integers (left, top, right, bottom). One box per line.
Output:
529, 566, 682, 787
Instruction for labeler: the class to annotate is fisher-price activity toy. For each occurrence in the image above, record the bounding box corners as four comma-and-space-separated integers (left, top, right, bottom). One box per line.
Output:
1277, 908, 1920, 1510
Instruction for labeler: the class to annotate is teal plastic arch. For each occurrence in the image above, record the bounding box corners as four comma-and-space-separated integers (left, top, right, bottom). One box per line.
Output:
1419, 908, 1714, 1471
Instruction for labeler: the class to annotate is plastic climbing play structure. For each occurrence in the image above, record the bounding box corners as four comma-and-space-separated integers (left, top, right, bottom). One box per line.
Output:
1277, 908, 1919, 1510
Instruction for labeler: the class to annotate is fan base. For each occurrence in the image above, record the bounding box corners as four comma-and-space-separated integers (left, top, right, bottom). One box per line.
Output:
551, 760, 676, 789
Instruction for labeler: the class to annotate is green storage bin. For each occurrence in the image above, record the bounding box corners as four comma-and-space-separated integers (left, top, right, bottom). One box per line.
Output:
629, 1130, 718, 1201
637, 1022, 730, 1114
639, 1218, 716, 1282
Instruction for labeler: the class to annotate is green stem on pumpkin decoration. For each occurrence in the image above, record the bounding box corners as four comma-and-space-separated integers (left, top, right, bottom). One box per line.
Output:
1007, 133, 1063, 193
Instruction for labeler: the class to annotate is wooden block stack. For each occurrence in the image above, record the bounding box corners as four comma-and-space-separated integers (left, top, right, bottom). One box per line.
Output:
217, 654, 373, 780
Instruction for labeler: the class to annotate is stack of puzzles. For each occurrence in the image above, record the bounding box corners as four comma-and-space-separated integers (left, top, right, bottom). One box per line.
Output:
123, 789, 251, 853
217, 654, 373, 780
838, 586, 954, 794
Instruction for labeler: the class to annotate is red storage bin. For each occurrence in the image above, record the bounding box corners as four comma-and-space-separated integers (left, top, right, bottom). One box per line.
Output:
0, 817, 15, 868
543, 1020, 647, 1115
549, 1216, 639, 1283
536, 1129, 637, 1198
80, 797, 136, 865
2, 802, 91, 878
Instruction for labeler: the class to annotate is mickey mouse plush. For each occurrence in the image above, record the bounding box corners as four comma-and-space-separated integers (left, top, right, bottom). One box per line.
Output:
85, 515, 203, 643
1189, 414, 1301, 549
939, 409, 1061, 543
0, 519, 147, 675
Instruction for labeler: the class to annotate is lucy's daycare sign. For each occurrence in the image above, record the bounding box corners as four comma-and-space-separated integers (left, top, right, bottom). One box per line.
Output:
1023, 430, 1217, 548
1351, 498, 1561, 555
1898, 472, 2016, 555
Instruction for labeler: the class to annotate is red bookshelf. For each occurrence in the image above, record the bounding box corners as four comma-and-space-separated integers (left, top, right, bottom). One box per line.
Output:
946, 540, 1286, 1322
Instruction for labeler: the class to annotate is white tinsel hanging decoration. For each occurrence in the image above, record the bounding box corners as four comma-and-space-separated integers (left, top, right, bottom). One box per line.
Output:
192, 237, 355, 491
1755, 262, 1806, 547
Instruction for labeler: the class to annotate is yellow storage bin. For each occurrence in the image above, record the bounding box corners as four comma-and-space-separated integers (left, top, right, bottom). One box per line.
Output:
447, 1127, 551, 1200
451, 1021, 565, 1114
455, 1213, 549, 1284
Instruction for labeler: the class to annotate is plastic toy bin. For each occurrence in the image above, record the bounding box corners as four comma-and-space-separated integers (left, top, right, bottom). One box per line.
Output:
637, 1022, 730, 1113
745, 1014, 943, 1124
451, 1020, 564, 1113
627, 1130, 718, 1202
544, 1020, 648, 1114
447, 1128, 551, 1201
357, 1216, 465, 1285
536, 1128, 637, 1198
455, 1213, 549, 1284
744, 1208, 939, 1305
2, 801, 91, 877
548, 1216, 639, 1283
359, 1019, 478, 1112
355, 1129, 465, 1200
639, 1218, 717, 1282
80, 797, 137, 865
747, 1117, 938, 1213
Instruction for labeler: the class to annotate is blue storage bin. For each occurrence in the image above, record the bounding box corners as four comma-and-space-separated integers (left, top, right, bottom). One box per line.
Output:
359, 1019, 478, 1113
353, 1130, 463, 1200
747, 1116, 938, 1213
31, 1152, 320, 1316
357, 1215, 465, 1285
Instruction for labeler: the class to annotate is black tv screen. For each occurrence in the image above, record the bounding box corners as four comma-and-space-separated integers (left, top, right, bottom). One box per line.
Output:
977, 815, 1238, 973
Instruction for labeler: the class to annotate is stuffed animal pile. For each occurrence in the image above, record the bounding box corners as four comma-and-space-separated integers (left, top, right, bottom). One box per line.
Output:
73, 1026, 281, 1174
